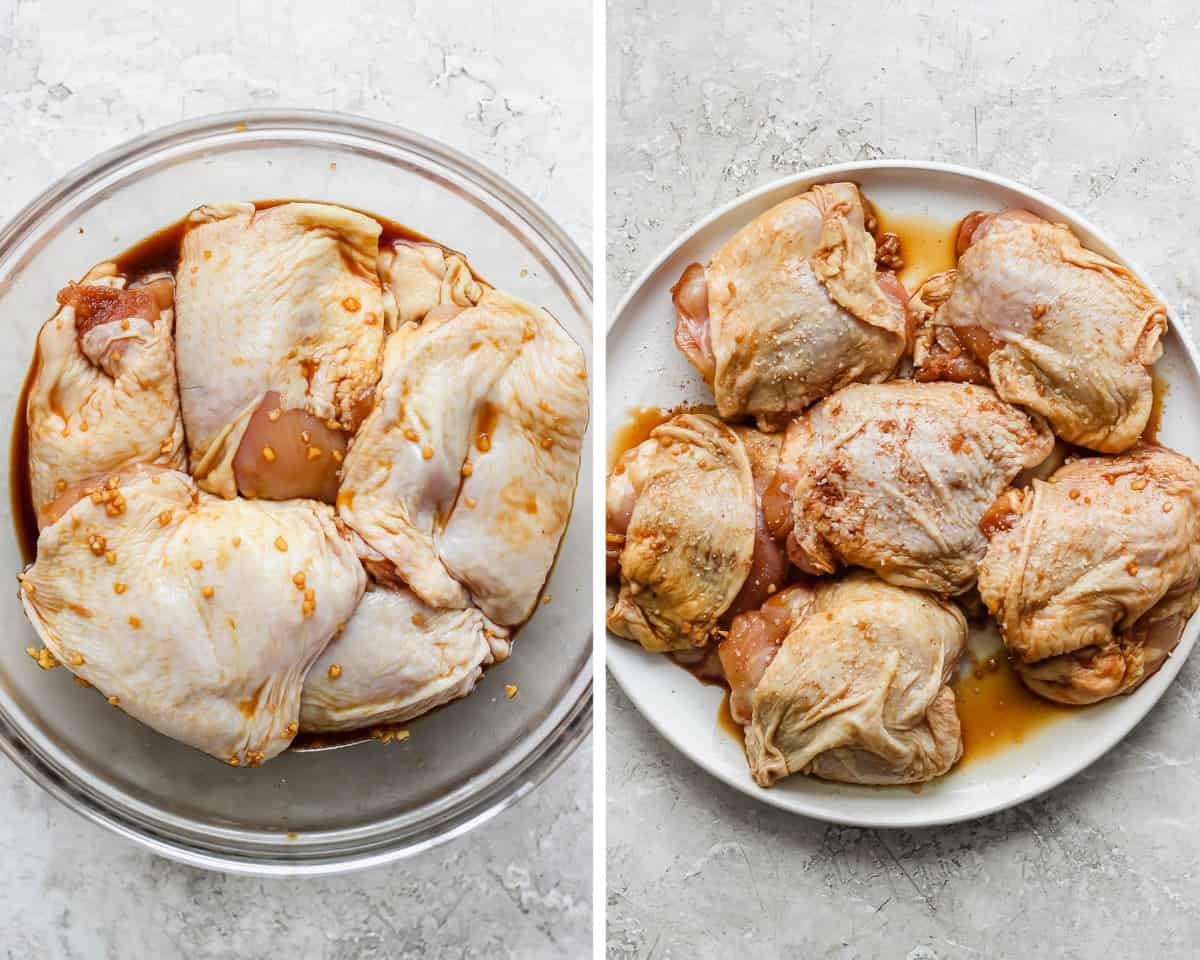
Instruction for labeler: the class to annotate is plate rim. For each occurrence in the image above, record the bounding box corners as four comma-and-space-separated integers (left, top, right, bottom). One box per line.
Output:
606, 158, 1200, 828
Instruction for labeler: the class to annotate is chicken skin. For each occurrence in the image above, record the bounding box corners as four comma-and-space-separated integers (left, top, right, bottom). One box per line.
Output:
19, 467, 365, 766
174, 202, 385, 501
978, 445, 1200, 704
768, 381, 1054, 595
721, 572, 966, 787
671, 182, 908, 430
606, 413, 756, 652
912, 210, 1167, 452
338, 288, 588, 627
27, 264, 185, 528
378, 240, 485, 330
300, 586, 509, 733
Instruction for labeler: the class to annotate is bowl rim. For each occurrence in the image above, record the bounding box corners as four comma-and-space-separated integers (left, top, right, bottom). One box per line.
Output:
606, 157, 1200, 828
0, 108, 592, 299
0, 108, 593, 876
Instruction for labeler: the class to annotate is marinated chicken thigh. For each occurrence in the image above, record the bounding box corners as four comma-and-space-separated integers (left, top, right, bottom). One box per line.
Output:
722, 572, 966, 787
978, 445, 1200, 704
607, 413, 755, 652
300, 586, 509, 733
913, 210, 1167, 452
338, 288, 588, 626
19, 467, 365, 765
378, 240, 485, 330
174, 202, 384, 501
27, 264, 185, 527
671, 182, 908, 429
768, 381, 1054, 595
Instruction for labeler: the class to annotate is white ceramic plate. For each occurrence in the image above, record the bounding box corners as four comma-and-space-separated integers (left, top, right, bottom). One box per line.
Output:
606, 160, 1200, 828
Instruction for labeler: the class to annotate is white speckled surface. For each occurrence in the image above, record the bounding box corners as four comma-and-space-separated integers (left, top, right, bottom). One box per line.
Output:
0, 0, 590, 956
607, 2, 1200, 958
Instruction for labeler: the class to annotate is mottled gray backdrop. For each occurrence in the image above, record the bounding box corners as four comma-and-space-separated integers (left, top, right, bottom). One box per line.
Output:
607, 1, 1200, 958
0, 1, 591, 957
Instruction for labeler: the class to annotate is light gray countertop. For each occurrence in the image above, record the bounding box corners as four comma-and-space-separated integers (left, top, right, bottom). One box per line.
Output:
607, 1, 1200, 957
0, 1, 591, 956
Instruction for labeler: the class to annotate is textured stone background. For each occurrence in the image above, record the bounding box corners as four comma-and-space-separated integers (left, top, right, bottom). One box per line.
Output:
0, 1, 591, 957
607, 2, 1200, 958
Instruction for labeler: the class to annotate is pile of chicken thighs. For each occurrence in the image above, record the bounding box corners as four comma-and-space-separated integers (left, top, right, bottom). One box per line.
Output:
607, 182, 1200, 788
19, 201, 588, 767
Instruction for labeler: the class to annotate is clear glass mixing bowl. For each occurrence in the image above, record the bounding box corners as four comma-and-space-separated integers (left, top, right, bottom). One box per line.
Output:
0, 110, 592, 875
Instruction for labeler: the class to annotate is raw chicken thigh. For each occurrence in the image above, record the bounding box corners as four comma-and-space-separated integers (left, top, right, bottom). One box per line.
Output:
300, 586, 509, 733
27, 264, 185, 527
671, 182, 908, 430
606, 412, 755, 651
912, 210, 1167, 452
378, 240, 485, 329
174, 202, 385, 501
978, 445, 1200, 704
767, 381, 1054, 595
19, 467, 365, 765
721, 572, 966, 787
338, 288, 588, 626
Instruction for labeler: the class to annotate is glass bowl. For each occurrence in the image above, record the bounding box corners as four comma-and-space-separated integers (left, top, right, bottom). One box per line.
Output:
0, 110, 592, 875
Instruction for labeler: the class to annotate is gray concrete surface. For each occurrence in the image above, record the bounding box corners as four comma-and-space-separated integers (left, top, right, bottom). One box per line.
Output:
607, 1, 1200, 957
0, 1, 591, 957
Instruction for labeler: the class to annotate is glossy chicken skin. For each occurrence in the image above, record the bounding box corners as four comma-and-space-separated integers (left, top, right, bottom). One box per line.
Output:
174, 202, 384, 501
27, 265, 185, 528
913, 210, 1167, 452
978, 446, 1200, 704
734, 572, 966, 787
19, 467, 365, 766
671, 182, 908, 430
338, 288, 588, 626
770, 381, 1054, 595
607, 413, 755, 652
378, 240, 485, 330
300, 586, 509, 733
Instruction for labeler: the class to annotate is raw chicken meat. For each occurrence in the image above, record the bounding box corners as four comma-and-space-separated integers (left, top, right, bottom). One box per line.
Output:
726, 426, 790, 617
978, 445, 1200, 704
718, 582, 814, 724
27, 264, 185, 527
300, 586, 509, 733
174, 202, 384, 501
378, 240, 485, 330
18, 467, 365, 765
606, 413, 755, 651
912, 209, 1167, 452
909, 269, 989, 385
338, 288, 588, 626
671, 182, 908, 430
769, 381, 1054, 594
728, 572, 966, 787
